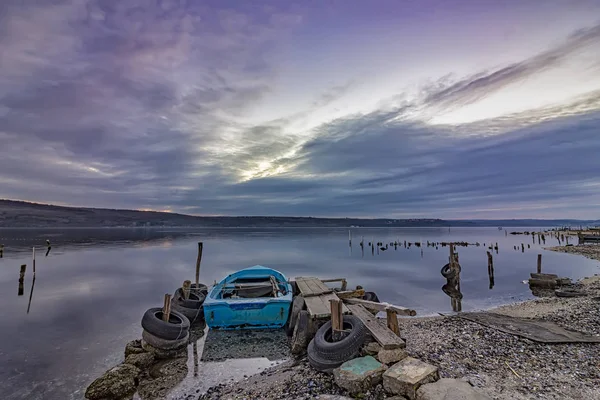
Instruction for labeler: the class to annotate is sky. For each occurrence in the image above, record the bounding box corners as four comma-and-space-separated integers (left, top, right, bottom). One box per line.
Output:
1, 0, 600, 219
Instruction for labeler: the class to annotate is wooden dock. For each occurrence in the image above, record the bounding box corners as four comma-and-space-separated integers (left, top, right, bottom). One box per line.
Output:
295, 277, 350, 319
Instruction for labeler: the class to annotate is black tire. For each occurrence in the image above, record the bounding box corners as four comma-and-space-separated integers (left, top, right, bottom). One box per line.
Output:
174, 288, 206, 309
312, 315, 366, 359
141, 308, 190, 340
286, 296, 305, 336
190, 283, 209, 296
291, 310, 310, 355
307, 339, 357, 373
363, 292, 380, 303
142, 329, 189, 350
441, 263, 461, 279
171, 300, 205, 325
442, 283, 463, 300
290, 281, 299, 296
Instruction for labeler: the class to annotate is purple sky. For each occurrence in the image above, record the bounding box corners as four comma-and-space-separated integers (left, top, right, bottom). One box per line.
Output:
1, 0, 599, 218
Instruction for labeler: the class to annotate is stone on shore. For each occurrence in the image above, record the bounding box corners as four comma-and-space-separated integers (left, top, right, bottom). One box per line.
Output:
85, 363, 140, 400
362, 341, 382, 356
377, 348, 408, 365
125, 352, 155, 369
124, 339, 145, 357
416, 378, 491, 400
333, 356, 386, 395
383, 357, 439, 399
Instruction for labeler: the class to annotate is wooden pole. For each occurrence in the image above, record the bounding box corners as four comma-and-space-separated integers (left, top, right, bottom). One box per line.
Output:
537, 254, 542, 274
0, 243, 4, 258
349, 230, 351, 247
386, 308, 400, 336
162, 294, 172, 322
521, 243, 524, 253
195, 242, 203, 287
32, 247, 36, 276
329, 299, 343, 341
182, 280, 191, 300
18, 264, 26, 296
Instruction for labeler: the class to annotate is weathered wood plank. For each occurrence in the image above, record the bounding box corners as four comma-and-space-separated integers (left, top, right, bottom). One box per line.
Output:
296, 278, 313, 296
343, 298, 417, 316
304, 292, 349, 319
335, 289, 365, 299
348, 304, 405, 350
295, 277, 333, 297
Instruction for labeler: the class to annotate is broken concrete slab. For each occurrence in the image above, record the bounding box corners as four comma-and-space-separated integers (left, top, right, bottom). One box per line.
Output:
377, 348, 408, 365
333, 356, 386, 395
416, 378, 491, 400
383, 357, 439, 399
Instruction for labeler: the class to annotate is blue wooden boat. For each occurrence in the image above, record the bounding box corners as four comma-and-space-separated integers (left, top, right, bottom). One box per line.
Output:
203, 265, 293, 330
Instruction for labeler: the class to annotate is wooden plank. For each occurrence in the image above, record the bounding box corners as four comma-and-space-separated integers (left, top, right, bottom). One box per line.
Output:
336, 289, 365, 299
348, 304, 405, 350
344, 298, 417, 316
386, 308, 400, 336
304, 293, 350, 319
296, 278, 313, 296
330, 299, 343, 341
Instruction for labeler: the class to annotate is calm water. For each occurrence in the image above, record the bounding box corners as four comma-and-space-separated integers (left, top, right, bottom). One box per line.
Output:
0, 227, 598, 400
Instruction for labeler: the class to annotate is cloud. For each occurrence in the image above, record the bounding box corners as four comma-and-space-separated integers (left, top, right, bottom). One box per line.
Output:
0, 1, 599, 219
421, 23, 600, 113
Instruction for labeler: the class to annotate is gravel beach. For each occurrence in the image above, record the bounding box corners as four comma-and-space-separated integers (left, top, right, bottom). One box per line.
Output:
191, 249, 600, 400
547, 244, 600, 261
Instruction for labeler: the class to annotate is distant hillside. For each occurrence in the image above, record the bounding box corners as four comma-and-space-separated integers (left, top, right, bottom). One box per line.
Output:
0, 199, 453, 228
0, 200, 596, 228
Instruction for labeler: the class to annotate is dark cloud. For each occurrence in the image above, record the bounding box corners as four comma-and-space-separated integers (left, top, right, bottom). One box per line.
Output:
0, 1, 598, 218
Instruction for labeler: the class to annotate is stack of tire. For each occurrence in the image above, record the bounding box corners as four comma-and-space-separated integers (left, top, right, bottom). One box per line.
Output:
141, 308, 190, 354
171, 283, 208, 326
307, 315, 366, 373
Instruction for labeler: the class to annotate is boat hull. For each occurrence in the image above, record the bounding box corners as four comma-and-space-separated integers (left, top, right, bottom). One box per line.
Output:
203, 265, 292, 330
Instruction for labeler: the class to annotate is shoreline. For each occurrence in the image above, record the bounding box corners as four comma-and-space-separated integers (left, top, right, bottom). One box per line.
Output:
194, 247, 600, 400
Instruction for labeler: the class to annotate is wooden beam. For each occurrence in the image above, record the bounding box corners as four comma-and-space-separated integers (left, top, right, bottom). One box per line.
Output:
386, 307, 400, 336
343, 298, 417, 316
347, 304, 405, 350
335, 289, 365, 299
330, 299, 343, 341
162, 294, 172, 322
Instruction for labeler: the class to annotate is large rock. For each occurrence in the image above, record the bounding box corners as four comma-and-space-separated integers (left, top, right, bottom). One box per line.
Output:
333, 356, 386, 395
141, 340, 188, 359
383, 357, 439, 399
362, 341, 382, 356
125, 352, 155, 370
85, 363, 140, 400
417, 378, 491, 400
124, 339, 145, 357
377, 348, 408, 365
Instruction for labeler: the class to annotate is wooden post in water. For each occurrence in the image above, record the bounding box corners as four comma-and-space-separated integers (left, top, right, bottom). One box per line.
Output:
0, 243, 4, 258
195, 242, 203, 288
162, 294, 172, 322
18, 264, 26, 296
32, 247, 36, 276
537, 254, 542, 274
487, 251, 495, 289
329, 299, 343, 341
182, 280, 191, 300
348, 230, 352, 247
521, 243, 524, 253
386, 307, 400, 336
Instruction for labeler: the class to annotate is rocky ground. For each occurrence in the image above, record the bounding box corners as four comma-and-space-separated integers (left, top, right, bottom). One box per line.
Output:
193, 274, 600, 400
547, 244, 600, 261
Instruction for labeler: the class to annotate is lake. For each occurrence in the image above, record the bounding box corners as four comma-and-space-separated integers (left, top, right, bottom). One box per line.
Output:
0, 227, 597, 400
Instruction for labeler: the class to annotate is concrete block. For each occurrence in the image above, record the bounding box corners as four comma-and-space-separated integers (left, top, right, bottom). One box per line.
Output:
377, 348, 408, 365
333, 356, 386, 395
383, 357, 439, 399
417, 378, 491, 400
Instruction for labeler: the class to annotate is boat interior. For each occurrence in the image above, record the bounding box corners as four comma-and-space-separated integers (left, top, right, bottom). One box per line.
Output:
217, 276, 289, 299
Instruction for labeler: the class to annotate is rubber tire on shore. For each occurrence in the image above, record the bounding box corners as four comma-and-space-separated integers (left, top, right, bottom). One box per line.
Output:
441, 263, 461, 279
141, 308, 190, 340
312, 315, 366, 359
307, 339, 358, 373
174, 288, 206, 309
142, 329, 190, 350
286, 296, 305, 336
171, 300, 205, 325
291, 310, 310, 355
362, 291, 380, 303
